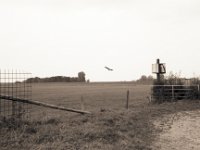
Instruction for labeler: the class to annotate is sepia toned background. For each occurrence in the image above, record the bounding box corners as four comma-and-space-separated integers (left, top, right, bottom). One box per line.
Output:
0, 0, 200, 81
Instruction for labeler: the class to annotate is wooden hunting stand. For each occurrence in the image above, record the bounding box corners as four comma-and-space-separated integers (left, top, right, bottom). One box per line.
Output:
152, 59, 166, 84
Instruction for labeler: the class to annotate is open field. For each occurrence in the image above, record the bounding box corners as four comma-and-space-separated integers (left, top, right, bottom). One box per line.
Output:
32, 82, 150, 112
1, 83, 200, 150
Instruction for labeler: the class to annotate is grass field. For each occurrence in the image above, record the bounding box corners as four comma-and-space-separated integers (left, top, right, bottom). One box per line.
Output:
32, 82, 150, 111
1, 83, 200, 150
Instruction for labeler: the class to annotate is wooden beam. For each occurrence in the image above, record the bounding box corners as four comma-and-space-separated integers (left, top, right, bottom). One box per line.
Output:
0, 95, 91, 114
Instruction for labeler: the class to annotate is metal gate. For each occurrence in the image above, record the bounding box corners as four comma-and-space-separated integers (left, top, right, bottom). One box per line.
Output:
151, 85, 200, 103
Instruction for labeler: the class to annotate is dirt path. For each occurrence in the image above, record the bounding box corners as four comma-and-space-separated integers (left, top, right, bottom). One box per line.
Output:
153, 110, 200, 150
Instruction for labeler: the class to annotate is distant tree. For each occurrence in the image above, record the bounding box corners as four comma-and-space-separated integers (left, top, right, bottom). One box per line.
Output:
26, 77, 41, 83
137, 75, 154, 84
70, 77, 78, 82
78, 72, 86, 82
65, 77, 71, 82
141, 75, 147, 81
147, 75, 153, 80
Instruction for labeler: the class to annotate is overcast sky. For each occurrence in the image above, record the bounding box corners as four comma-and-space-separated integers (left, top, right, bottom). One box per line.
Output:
0, 0, 200, 81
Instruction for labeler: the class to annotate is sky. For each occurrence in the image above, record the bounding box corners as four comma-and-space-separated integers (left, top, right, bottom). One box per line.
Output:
0, 0, 200, 81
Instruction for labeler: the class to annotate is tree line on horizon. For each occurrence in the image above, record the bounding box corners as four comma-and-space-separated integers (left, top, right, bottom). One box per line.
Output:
25, 72, 200, 85
26, 72, 86, 83
26, 74, 154, 84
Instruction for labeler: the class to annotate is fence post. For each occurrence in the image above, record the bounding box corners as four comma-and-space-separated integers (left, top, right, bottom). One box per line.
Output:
198, 85, 200, 99
81, 96, 85, 111
126, 90, 129, 109
12, 70, 16, 117
150, 86, 153, 103
172, 85, 175, 102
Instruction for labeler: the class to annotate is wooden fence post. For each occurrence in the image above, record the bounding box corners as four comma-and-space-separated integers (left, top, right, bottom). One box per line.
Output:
198, 85, 200, 99
12, 70, 16, 116
126, 90, 129, 109
172, 85, 175, 101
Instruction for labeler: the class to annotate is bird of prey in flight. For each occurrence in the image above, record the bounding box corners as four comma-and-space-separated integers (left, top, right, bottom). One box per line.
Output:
105, 66, 113, 71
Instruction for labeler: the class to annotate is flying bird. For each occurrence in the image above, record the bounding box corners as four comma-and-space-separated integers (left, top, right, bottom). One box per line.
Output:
105, 66, 113, 71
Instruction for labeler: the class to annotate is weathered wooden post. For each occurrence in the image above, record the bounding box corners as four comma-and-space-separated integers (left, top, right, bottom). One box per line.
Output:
172, 85, 175, 101
0, 95, 91, 114
198, 85, 200, 99
156, 59, 161, 83
126, 90, 129, 109
12, 70, 16, 116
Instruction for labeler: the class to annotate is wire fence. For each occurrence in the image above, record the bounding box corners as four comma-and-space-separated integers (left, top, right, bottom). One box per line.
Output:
0, 70, 32, 119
